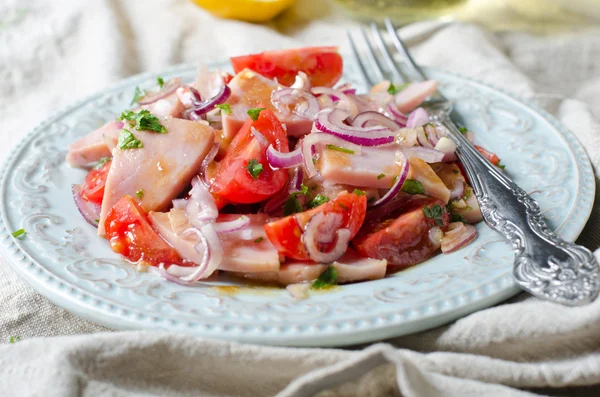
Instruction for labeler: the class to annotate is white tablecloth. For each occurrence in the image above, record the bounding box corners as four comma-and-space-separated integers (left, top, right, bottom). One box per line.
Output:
1, 0, 600, 396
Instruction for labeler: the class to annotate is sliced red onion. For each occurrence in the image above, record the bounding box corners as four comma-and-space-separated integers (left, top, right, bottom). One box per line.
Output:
213, 215, 250, 234
176, 86, 193, 107
290, 167, 304, 192
149, 263, 197, 286
450, 180, 465, 201
271, 88, 320, 120
428, 226, 443, 247
251, 127, 269, 147
426, 124, 439, 146
416, 126, 434, 148
172, 199, 187, 210
200, 142, 219, 183
372, 151, 410, 206
406, 108, 430, 128
266, 145, 303, 169
402, 146, 445, 163
182, 107, 205, 122
314, 108, 394, 147
177, 226, 222, 282
138, 77, 182, 105
312, 87, 359, 118
72, 184, 101, 227
352, 111, 400, 131
441, 222, 477, 254
387, 103, 408, 122
185, 177, 218, 226
303, 212, 350, 263
290, 71, 311, 91
301, 133, 362, 178
189, 74, 231, 116
343, 88, 356, 96
335, 83, 353, 92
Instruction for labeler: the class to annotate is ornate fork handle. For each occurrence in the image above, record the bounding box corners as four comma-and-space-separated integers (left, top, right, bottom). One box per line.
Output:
428, 105, 600, 306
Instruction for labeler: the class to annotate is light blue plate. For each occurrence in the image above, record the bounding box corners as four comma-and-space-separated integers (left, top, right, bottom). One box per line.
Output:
0, 59, 595, 347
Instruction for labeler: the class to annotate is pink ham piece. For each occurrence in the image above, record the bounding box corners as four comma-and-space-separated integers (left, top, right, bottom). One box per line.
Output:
394, 80, 438, 114
148, 210, 280, 273
140, 91, 185, 119
222, 69, 313, 143
232, 263, 328, 286
98, 117, 215, 236
66, 121, 122, 167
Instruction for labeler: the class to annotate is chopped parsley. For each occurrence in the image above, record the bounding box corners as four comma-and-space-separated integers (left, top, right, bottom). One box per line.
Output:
367, 197, 376, 205
353, 189, 366, 196
458, 126, 468, 134
215, 103, 232, 115
11, 229, 26, 238
117, 129, 144, 150
247, 107, 266, 121
9, 336, 21, 344
401, 179, 424, 195
157, 76, 164, 88
463, 187, 472, 202
337, 202, 349, 210
254, 237, 264, 243
307, 194, 330, 209
497, 161, 505, 170
94, 157, 111, 169
325, 144, 354, 154
283, 195, 303, 216
452, 169, 459, 174
377, 173, 386, 180
136, 189, 144, 199
297, 184, 309, 196
246, 159, 263, 180
312, 266, 338, 290
121, 110, 167, 133
423, 204, 445, 226
130, 86, 146, 105
451, 214, 467, 223
387, 82, 408, 95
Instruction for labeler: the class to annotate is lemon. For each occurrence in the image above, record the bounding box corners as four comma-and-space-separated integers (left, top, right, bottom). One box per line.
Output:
191, 0, 296, 22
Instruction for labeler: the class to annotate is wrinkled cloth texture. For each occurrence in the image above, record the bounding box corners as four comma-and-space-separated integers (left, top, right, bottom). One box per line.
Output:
1, 0, 600, 396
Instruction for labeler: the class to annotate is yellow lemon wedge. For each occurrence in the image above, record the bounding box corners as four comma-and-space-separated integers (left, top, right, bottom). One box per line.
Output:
191, 0, 296, 23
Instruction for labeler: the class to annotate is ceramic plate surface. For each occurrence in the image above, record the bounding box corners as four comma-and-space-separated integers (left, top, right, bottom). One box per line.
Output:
0, 58, 595, 346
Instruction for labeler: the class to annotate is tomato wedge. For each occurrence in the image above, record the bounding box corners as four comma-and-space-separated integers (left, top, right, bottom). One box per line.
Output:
474, 145, 500, 166
81, 159, 111, 205
104, 196, 187, 267
210, 109, 289, 204
230, 47, 343, 87
264, 191, 367, 261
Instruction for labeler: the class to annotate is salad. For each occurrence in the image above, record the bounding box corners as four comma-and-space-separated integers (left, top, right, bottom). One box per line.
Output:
67, 47, 500, 297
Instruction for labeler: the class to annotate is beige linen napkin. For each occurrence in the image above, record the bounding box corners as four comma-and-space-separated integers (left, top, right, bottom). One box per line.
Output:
1, 0, 600, 396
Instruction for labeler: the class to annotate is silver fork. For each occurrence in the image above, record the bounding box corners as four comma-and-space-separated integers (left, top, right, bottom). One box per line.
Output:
347, 19, 599, 306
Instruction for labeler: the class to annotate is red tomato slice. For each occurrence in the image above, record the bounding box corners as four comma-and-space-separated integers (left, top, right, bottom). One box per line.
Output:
474, 145, 500, 166
353, 197, 449, 270
81, 159, 111, 205
104, 196, 188, 267
230, 47, 343, 87
210, 109, 289, 204
264, 191, 367, 261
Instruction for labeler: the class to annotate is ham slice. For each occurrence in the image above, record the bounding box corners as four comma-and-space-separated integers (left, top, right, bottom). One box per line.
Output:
395, 80, 438, 114
140, 91, 185, 119
98, 118, 215, 236
66, 121, 122, 167
222, 69, 313, 142
406, 157, 451, 203
149, 210, 280, 273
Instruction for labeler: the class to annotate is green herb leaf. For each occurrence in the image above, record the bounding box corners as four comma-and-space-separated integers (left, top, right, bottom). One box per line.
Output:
325, 144, 354, 154
388, 82, 409, 95
9, 336, 21, 344
11, 229, 25, 238
367, 197, 376, 205
157, 76, 164, 88
121, 109, 167, 133
401, 179, 424, 195
377, 173, 386, 180
307, 194, 330, 209
423, 204, 445, 226
458, 126, 468, 134
337, 202, 349, 210
497, 162, 505, 170
247, 107, 266, 121
118, 129, 144, 150
246, 159, 263, 180
297, 184, 309, 196
136, 189, 144, 199
451, 214, 467, 223
312, 266, 338, 290
215, 103, 232, 115
94, 157, 111, 170
353, 189, 366, 196
254, 237, 264, 243
130, 86, 146, 105
283, 195, 303, 216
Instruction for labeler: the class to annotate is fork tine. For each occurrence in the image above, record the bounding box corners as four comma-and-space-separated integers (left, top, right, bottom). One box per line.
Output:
384, 18, 427, 81
359, 27, 387, 83
369, 23, 406, 84
346, 30, 375, 86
